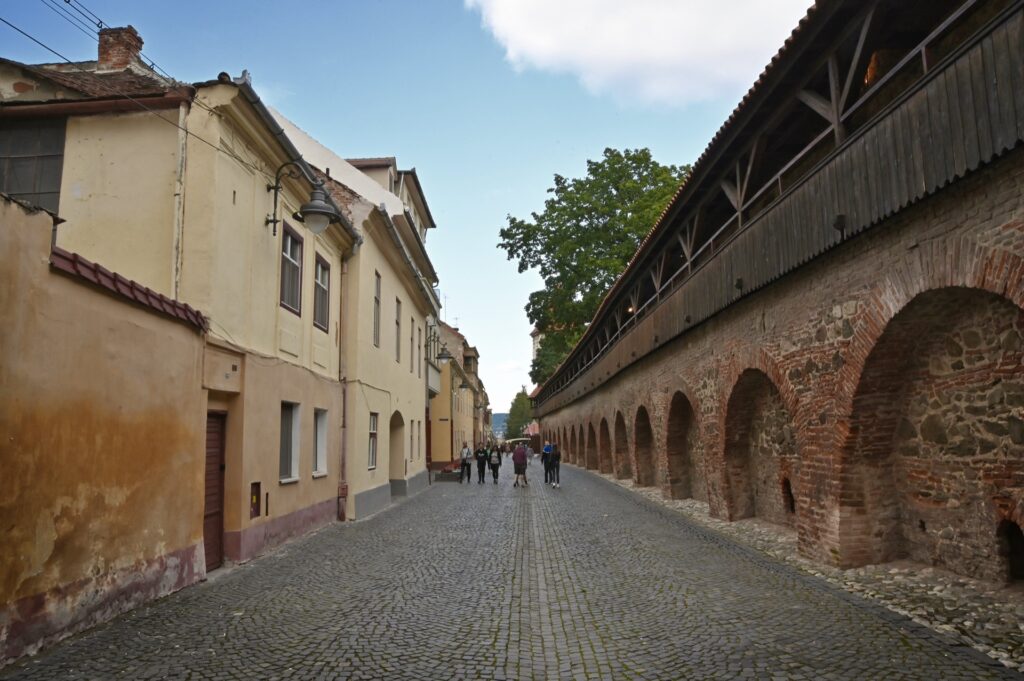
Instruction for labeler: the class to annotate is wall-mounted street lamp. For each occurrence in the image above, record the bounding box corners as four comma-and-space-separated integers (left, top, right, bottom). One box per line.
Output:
266, 160, 342, 237
437, 344, 453, 365
459, 379, 472, 391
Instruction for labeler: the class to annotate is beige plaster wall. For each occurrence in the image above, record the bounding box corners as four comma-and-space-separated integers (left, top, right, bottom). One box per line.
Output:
342, 213, 430, 518
55, 110, 181, 295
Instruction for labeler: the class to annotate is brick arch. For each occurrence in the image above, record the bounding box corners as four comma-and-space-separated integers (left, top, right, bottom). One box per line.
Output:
837, 285, 1024, 582
586, 422, 598, 469
613, 411, 631, 480
722, 369, 799, 525
569, 426, 577, 464
832, 237, 1024, 450
634, 405, 655, 487
598, 417, 613, 474
665, 390, 705, 501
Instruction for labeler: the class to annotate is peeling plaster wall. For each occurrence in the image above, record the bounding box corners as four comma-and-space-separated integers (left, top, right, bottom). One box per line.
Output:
0, 197, 206, 664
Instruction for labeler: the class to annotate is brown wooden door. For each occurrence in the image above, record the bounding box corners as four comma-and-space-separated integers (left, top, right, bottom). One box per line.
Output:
204, 413, 226, 571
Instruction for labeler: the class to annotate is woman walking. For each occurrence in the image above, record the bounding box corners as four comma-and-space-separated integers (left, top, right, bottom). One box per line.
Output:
549, 442, 561, 488
488, 443, 502, 483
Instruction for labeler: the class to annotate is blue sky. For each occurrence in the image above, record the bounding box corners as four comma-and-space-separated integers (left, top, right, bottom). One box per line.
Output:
2, 0, 810, 411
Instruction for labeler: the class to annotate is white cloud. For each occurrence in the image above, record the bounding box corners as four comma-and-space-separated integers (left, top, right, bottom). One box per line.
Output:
465, 0, 812, 107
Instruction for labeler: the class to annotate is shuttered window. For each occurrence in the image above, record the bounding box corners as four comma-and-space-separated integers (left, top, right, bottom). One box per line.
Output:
280, 225, 302, 314
0, 118, 66, 213
314, 255, 330, 331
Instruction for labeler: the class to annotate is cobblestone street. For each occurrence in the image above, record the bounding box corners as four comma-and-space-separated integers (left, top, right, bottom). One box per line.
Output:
3, 465, 1020, 681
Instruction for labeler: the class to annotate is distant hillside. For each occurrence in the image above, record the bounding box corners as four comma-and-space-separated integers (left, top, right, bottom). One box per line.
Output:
491, 413, 508, 438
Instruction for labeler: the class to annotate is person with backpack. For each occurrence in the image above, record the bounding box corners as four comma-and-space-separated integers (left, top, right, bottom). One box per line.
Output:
512, 442, 528, 487
549, 442, 561, 489
474, 442, 488, 484
459, 442, 473, 484
488, 443, 502, 483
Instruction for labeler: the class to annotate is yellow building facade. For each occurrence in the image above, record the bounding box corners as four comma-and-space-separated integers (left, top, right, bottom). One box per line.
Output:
0, 31, 358, 568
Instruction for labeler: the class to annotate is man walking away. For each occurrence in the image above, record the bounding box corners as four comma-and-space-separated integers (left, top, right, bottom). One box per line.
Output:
550, 443, 561, 488
460, 442, 473, 484
475, 442, 488, 484
512, 442, 528, 487
541, 441, 552, 484
489, 444, 502, 484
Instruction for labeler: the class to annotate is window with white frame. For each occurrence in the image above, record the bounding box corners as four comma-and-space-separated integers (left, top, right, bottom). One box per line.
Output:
280, 226, 302, 314
280, 402, 300, 481
417, 327, 422, 378
409, 317, 414, 373
313, 256, 330, 331
368, 412, 379, 469
373, 272, 381, 347
313, 408, 327, 476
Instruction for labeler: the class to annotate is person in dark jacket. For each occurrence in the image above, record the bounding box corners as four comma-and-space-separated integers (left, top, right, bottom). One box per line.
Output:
512, 443, 528, 487
488, 444, 502, 483
541, 440, 552, 483
474, 443, 488, 484
549, 443, 561, 488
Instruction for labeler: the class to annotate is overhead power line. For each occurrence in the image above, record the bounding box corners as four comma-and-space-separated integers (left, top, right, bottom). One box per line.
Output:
0, 15, 270, 179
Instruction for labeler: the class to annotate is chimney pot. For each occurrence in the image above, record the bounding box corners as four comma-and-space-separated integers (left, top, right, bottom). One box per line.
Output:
97, 26, 143, 72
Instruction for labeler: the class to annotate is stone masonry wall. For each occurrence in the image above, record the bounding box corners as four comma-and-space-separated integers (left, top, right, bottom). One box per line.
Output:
541, 144, 1024, 582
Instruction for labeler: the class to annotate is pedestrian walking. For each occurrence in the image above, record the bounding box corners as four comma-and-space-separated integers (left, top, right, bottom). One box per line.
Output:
488, 444, 502, 483
549, 443, 561, 488
475, 442, 488, 484
459, 442, 473, 484
512, 442, 528, 487
541, 440, 552, 484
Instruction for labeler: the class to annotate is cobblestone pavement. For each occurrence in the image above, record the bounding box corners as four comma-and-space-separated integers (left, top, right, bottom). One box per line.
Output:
4, 466, 1021, 680
603, 472, 1024, 673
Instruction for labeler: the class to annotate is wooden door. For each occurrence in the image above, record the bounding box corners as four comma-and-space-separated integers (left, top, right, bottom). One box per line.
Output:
204, 413, 226, 571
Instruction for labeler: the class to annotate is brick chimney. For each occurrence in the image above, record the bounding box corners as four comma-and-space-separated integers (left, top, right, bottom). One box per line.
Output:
97, 26, 142, 72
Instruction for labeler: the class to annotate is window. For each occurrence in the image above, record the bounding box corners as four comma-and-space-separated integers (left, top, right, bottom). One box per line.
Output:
280, 402, 300, 481
368, 412, 379, 469
280, 225, 303, 314
395, 299, 402, 363
417, 327, 422, 378
409, 316, 414, 373
313, 409, 327, 476
313, 256, 330, 331
0, 118, 66, 213
373, 272, 381, 347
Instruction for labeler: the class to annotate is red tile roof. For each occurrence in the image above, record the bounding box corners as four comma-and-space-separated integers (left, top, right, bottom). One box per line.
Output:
50, 246, 207, 333
3, 58, 176, 99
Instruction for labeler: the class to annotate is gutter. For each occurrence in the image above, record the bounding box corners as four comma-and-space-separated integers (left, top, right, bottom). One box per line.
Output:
231, 76, 362, 247
377, 205, 441, 315
0, 92, 190, 118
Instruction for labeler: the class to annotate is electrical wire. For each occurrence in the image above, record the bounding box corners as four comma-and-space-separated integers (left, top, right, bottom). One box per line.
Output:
38, 0, 97, 42
62, 0, 104, 29
0, 15, 270, 179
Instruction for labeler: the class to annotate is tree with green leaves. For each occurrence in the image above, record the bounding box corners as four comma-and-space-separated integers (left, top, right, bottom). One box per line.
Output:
505, 387, 532, 440
499, 148, 690, 385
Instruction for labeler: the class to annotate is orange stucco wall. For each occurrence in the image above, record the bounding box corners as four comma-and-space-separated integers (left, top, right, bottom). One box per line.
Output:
0, 196, 207, 663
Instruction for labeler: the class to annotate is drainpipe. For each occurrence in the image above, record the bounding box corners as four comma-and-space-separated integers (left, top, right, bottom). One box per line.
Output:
337, 252, 357, 520
171, 100, 189, 298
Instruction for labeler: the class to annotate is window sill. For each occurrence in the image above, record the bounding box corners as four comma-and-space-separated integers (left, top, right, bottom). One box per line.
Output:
279, 477, 299, 485
312, 471, 328, 479
313, 322, 329, 334
368, 466, 377, 471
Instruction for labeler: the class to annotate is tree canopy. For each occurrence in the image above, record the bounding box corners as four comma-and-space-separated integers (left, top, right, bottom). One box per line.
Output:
504, 387, 532, 440
499, 148, 690, 385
